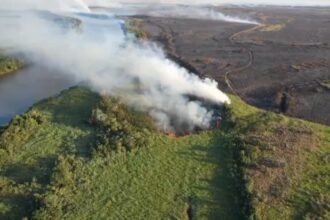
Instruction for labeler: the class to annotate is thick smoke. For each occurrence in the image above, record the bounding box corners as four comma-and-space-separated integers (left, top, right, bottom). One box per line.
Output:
98, 5, 259, 24
1, 0, 91, 12
2, 1, 328, 131
1, 1, 259, 24
144, 6, 257, 24
0, 3, 230, 132
2, 0, 330, 10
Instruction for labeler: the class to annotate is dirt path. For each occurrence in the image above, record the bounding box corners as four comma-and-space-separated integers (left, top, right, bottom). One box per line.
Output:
147, 18, 256, 95
223, 23, 258, 95
224, 17, 326, 95
224, 50, 254, 95
230, 20, 329, 48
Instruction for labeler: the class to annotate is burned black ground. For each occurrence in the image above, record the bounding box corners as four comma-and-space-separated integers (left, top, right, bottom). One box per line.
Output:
139, 6, 330, 126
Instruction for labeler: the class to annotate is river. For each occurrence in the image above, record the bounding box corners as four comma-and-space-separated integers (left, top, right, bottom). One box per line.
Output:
0, 65, 75, 125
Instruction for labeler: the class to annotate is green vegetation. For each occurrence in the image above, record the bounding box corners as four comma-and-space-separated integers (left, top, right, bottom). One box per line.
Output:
53, 16, 83, 33
0, 54, 22, 77
0, 87, 99, 219
0, 87, 244, 219
38, 11, 83, 33
125, 19, 149, 40
259, 24, 285, 32
0, 87, 329, 219
321, 80, 330, 89
291, 64, 302, 71
227, 95, 330, 219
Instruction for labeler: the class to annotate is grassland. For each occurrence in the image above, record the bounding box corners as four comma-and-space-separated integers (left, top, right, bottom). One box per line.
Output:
125, 19, 149, 40
259, 24, 285, 32
0, 87, 329, 220
227, 95, 330, 219
0, 54, 22, 77
0, 87, 244, 219
321, 80, 330, 89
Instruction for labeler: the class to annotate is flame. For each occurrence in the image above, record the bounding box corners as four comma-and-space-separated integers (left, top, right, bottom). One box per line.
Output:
184, 131, 192, 136
168, 132, 177, 138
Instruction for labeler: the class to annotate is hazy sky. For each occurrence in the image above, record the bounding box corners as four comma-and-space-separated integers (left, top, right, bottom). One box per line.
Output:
2, 0, 330, 11
85, 0, 330, 6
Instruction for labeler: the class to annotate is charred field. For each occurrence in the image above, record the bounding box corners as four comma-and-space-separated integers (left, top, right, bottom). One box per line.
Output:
139, 6, 330, 126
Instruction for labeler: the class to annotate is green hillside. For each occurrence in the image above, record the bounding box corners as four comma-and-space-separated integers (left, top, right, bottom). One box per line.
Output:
0, 87, 329, 220
0, 54, 22, 77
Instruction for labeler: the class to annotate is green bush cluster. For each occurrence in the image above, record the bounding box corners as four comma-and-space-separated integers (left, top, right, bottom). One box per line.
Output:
91, 96, 157, 155
34, 155, 86, 220
0, 55, 22, 76
220, 107, 257, 219
125, 19, 149, 39
231, 136, 259, 220
0, 110, 47, 160
302, 193, 330, 219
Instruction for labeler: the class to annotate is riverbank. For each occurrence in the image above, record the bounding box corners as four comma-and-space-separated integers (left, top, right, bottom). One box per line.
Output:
0, 64, 75, 125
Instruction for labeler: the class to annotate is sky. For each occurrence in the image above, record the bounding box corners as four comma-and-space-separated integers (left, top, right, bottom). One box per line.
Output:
85, 0, 330, 6
2, 0, 330, 11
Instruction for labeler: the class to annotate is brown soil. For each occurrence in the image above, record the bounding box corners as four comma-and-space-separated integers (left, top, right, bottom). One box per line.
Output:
246, 123, 318, 204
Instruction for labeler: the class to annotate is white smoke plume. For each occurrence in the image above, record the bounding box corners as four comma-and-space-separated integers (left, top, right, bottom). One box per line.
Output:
1, 1, 328, 130
0, 3, 230, 132
0, 0, 91, 12
144, 6, 258, 24
97, 4, 259, 24
0, 0, 260, 24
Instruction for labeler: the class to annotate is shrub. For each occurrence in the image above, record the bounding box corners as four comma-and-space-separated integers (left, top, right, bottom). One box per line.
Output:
0, 55, 23, 76
90, 96, 157, 155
